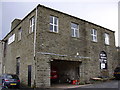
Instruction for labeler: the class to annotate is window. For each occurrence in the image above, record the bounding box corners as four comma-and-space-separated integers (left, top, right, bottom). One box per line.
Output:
8, 34, 15, 45
18, 27, 22, 41
50, 16, 58, 33
29, 16, 35, 33
105, 33, 109, 45
91, 29, 97, 42
71, 23, 79, 37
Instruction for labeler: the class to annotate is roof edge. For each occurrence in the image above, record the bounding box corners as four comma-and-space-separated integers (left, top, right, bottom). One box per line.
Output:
2, 4, 115, 40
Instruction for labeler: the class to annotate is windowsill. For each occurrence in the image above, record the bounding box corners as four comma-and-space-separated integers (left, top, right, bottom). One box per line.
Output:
48, 30, 59, 34
71, 36, 80, 40
105, 44, 110, 46
8, 41, 15, 45
91, 40, 97, 43
28, 31, 34, 36
17, 40, 21, 42
71, 36, 79, 39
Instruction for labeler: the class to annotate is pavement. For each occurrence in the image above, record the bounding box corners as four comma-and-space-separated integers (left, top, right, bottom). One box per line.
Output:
50, 84, 90, 89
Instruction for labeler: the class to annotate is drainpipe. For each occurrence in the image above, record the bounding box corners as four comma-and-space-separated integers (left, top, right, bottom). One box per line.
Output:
33, 6, 37, 87
34, 7, 37, 57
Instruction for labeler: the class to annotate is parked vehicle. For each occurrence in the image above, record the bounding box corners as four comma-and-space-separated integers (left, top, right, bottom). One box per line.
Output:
114, 67, 120, 79
0, 74, 20, 88
51, 68, 59, 83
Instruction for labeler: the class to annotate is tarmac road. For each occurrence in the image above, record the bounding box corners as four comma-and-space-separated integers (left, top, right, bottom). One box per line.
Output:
66, 80, 119, 90
0, 80, 119, 90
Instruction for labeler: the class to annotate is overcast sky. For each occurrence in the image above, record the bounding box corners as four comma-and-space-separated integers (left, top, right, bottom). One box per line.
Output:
0, 0, 119, 46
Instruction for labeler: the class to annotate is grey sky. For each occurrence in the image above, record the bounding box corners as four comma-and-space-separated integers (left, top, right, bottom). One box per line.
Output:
0, 0, 119, 46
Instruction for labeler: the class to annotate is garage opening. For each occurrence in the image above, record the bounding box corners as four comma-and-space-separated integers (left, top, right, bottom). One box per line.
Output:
51, 60, 81, 85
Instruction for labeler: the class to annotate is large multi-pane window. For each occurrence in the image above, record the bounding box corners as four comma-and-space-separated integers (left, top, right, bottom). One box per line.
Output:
29, 16, 35, 33
91, 29, 97, 42
105, 33, 109, 45
18, 27, 22, 41
71, 23, 79, 37
50, 16, 58, 33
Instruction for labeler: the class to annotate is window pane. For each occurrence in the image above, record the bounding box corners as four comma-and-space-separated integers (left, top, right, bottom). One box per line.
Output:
30, 19, 32, 26
91, 36, 94, 41
50, 16, 53, 23
54, 26, 57, 32
30, 17, 34, 26
105, 33, 109, 45
50, 25, 53, 31
94, 29, 97, 35
91, 29, 93, 34
71, 29, 74, 37
71, 23, 78, 29
94, 36, 97, 41
54, 17, 58, 25
33, 24, 35, 32
75, 29, 79, 37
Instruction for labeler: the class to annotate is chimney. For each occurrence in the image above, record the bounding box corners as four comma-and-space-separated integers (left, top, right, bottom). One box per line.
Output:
11, 19, 21, 30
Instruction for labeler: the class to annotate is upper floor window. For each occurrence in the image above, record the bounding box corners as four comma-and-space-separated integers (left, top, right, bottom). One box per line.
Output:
91, 29, 97, 42
105, 33, 109, 45
18, 27, 22, 41
29, 16, 35, 33
50, 16, 58, 33
71, 23, 79, 37
8, 34, 15, 45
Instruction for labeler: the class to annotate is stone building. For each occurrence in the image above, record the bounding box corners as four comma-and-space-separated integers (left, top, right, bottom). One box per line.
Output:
117, 47, 120, 65
0, 40, 4, 75
1, 4, 118, 87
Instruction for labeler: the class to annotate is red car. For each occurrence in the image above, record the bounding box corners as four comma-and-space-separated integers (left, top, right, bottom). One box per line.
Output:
51, 68, 58, 83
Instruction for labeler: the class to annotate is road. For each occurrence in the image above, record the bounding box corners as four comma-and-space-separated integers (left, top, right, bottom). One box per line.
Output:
80, 80, 119, 88
67, 80, 119, 90
0, 80, 119, 90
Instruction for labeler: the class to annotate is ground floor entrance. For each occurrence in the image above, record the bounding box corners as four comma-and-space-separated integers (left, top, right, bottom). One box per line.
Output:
51, 60, 81, 85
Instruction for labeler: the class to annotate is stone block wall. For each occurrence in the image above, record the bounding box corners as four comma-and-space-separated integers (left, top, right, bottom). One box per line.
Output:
1, 4, 118, 88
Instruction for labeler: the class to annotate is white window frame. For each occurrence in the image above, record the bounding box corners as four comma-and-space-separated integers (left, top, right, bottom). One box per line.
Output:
18, 27, 22, 41
105, 33, 109, 45
91, 29, 97, 42
71, 23, 79, 38
29, 16, 35, 33
8, 34, 15, 45
50, 16, 58, 33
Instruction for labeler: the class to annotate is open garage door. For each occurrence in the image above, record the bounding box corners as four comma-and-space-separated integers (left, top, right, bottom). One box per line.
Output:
51, 60, 81, 85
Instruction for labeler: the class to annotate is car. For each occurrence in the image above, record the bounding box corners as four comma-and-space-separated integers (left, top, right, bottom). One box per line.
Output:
114, 67, 120, 79
51, 68, 59, 83
0, 74, 20, 89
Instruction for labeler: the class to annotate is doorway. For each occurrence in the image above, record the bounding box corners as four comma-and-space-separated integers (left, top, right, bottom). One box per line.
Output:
28, 65, 32, 86
51, 60, 81, 85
